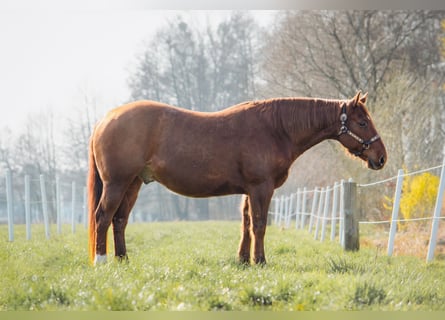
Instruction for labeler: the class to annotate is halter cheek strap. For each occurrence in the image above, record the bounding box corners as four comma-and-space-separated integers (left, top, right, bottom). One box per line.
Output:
338, 103, 380, 156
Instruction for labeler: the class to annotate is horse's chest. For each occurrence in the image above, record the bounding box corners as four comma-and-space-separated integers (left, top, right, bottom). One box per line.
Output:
271, 156, 292, 188
274, 168, 290, 188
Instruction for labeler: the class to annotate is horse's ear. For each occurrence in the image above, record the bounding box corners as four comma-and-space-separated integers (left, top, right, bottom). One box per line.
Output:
360, 92, 368, 104
352, 91, 362, 107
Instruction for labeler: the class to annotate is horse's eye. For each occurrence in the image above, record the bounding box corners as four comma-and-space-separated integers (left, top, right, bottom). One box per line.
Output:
359, 121, 368, 128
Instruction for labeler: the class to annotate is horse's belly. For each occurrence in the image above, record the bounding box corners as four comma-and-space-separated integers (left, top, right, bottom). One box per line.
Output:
160, 172, 245, 197
147, 158, 244, 197
165, 180, 244, 197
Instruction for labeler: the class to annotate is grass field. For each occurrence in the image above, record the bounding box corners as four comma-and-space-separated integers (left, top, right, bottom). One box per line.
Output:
1, 221, 444, 311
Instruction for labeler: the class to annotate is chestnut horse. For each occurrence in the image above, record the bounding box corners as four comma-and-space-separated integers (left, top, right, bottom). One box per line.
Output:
88, 91, 386, 265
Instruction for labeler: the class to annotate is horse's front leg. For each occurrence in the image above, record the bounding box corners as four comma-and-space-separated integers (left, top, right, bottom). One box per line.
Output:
247, 182, 274, 265
238, 195, 251, 264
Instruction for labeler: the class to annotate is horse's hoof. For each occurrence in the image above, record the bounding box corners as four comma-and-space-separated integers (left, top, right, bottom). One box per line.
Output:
94, 254, 107, 265
116, 255, 129, 263
238, 255, 250, 265
254, 257, 266, 265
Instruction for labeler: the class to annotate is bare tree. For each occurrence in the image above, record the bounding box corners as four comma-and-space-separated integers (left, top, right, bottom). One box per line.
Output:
261, 11, 443, 106
129, 13, 259, 110
62, 86, 101, 180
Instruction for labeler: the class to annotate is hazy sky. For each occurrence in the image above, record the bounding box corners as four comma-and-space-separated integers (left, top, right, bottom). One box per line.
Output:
2, 0, 436, 131
0, 5, 275, 130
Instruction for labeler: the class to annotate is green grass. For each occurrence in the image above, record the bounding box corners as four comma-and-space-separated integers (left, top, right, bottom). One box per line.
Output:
1, 221, 444, 311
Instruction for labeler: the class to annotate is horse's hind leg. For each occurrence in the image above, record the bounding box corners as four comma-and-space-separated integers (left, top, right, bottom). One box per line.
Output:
238, 195, 251, 264
95, 183, 128, 264
112, 178, 142, 261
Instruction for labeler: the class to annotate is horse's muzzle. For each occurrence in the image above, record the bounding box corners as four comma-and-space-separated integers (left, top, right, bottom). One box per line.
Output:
368, 155, 386, 170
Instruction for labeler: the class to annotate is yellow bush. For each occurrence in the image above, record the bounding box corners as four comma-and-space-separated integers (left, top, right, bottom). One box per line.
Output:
399, 172, 439, 229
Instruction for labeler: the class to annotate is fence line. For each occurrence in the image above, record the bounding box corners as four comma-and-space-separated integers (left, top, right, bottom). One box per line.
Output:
1, 170, 88, 241
269, 159, 445, 262
357, 163, 445, 188
359, 216, 445, 224
2, 161, 445, 261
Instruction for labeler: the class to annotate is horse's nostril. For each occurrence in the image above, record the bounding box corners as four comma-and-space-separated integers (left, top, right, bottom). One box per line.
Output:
379, 155, 385, 166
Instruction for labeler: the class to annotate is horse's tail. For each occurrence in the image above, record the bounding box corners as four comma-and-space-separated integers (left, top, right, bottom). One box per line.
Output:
87, 136, 102, 265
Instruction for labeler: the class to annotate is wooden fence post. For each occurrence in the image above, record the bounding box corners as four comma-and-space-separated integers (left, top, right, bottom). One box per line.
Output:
343, 181, 359, 251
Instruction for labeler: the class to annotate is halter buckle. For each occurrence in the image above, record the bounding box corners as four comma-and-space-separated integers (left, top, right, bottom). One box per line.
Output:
339, 125, 348, 134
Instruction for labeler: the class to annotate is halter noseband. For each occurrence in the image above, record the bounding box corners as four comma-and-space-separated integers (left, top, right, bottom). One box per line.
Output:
338, 103, 380, 157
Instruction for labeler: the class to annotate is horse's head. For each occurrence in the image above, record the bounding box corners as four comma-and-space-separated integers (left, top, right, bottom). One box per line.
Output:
337, 91, 387, 170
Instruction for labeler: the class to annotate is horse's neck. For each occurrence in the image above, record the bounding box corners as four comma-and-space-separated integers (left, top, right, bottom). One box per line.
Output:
273, 98, 342, 155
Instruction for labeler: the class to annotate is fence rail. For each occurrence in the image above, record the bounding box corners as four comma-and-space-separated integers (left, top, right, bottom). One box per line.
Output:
269, 158, 445, 262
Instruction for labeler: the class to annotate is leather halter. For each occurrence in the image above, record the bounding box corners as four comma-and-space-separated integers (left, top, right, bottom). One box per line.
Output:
337, 103, 380, 157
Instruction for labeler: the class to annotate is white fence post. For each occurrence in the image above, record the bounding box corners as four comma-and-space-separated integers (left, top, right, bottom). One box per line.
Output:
300, 187, 307, 229
295, 188, 301, 229
427, 159, 445, 262
277, 195, 284, 227
387, 169, 404, 257
287, 194, 294, 228
321, 186, 331, 242
71, 181, 76, 233
83, 186, 88, 229
339, 179, 345, 247
6, 169, 14, 242
25, 175, 31, 240
314, 188, 325, 240
330, 182, 339, 241
283, 196, 289, 228
308, 188, 319, 233
56, 177, 62, 235
274, 197, 279, 225
39, 174, 50, 239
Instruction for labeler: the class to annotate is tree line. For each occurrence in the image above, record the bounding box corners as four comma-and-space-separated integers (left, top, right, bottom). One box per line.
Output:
1, 10, 444, 222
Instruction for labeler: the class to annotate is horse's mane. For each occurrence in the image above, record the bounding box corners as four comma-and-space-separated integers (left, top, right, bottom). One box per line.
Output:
254, 97, 342, 134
